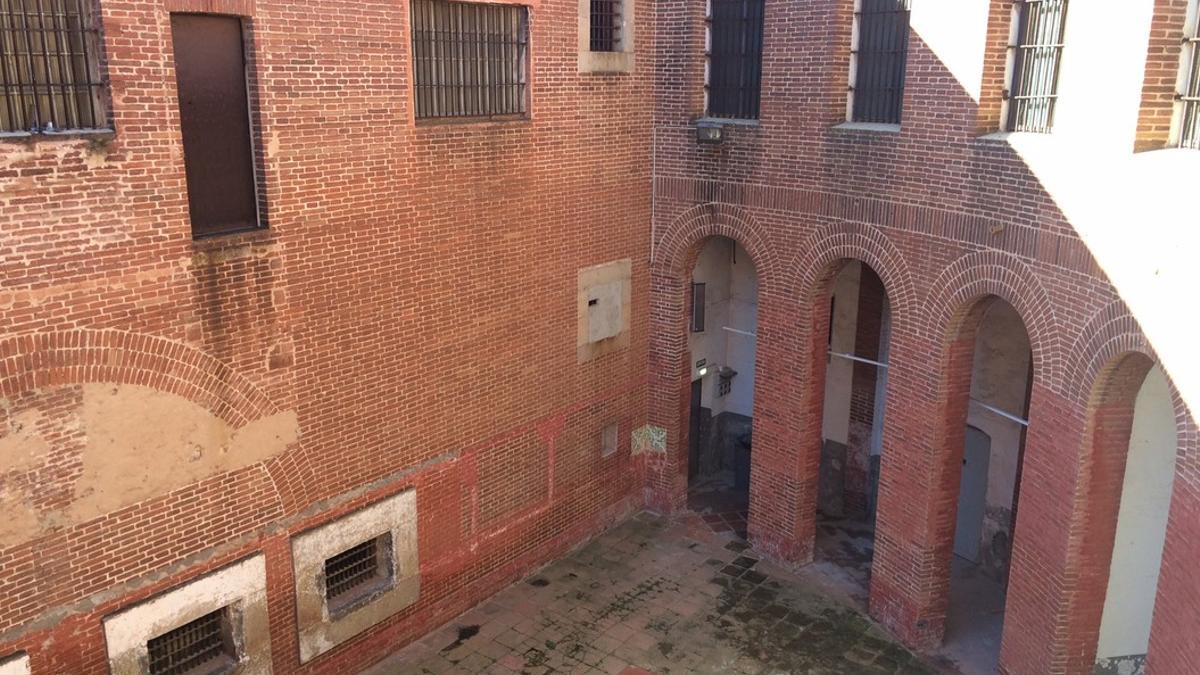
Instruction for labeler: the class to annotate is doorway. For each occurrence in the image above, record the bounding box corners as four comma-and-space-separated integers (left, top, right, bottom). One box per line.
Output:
685, 237, 758, 540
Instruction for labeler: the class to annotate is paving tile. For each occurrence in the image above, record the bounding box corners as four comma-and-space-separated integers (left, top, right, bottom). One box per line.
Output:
362, 513, 937, 675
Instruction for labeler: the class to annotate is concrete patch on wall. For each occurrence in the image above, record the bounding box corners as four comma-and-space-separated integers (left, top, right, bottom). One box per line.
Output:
291, 489, 419, 664
577, 259, 632, 362
0, 653, 29, 675
102, 555, 271, 675
0, 383, 298, 548
1094, 653, 1146, 675
632, 425, 666, 455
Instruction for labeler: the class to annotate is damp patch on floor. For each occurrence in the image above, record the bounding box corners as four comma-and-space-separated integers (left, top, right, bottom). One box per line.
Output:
363, 512, 938, 674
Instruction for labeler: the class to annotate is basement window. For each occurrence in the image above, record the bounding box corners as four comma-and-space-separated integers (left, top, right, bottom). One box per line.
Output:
146, 608, 238, 675
323, 534, 395, 616
1005, 0, 1069, 133
411, 0, 528, 120
849, 0, 911, 125
705, 0, 765, 119
0, 0, 107, 134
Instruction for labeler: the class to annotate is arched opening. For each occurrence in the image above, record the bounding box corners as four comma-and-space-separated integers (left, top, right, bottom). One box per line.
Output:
685, 236, 759, 538
814, 261, 891, 599
941, 298, 1033, 674
1089, 363, 1176, 674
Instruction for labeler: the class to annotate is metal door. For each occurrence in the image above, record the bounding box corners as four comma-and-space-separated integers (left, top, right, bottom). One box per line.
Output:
953, 426, 991, 562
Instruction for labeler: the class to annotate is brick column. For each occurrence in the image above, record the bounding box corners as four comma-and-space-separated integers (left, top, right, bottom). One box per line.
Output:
644, 269, 690, 514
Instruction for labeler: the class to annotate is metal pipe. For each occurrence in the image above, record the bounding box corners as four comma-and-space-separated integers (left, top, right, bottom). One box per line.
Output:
721, 326, 756, 338
970, 399, 1029, 427
829, 351, 888, 368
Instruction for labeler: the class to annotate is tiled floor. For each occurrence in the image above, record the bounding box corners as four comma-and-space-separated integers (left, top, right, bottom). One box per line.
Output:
364, 511, 937, 675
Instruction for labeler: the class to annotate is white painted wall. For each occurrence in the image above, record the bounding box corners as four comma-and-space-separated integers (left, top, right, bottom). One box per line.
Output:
821, 262, 862, 445
1097, 365, 1177, 661
688, 238, 757, 417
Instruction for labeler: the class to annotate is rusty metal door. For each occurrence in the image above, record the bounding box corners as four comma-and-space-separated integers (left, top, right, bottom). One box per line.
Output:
170, 14, 259, 237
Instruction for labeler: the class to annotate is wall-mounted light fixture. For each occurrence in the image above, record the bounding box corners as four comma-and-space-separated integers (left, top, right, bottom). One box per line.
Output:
696, 121, 723, 145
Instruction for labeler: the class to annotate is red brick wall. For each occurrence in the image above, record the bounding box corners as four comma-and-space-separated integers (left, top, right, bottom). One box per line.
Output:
647, 1, 1199, 674
0, 0, 652, 671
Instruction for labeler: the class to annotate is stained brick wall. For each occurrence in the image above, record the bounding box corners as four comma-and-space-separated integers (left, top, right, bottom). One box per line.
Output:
0, 0, 651, 672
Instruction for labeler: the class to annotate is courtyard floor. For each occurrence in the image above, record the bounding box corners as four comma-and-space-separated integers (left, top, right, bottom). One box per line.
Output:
364, 510, 940, 675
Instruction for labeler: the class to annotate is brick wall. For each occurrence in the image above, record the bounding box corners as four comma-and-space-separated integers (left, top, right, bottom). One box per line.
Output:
647, 0, 1200, 674
0, 0, 652, 672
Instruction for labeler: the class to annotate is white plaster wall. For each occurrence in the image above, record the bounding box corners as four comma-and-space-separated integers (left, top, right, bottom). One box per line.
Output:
821, 262, 862, 446
690, 238, 732, 413
724, 241, 758, 417
1097, 365, 1177, 661
0, 653, 29, 675
967, 301, 1031, 514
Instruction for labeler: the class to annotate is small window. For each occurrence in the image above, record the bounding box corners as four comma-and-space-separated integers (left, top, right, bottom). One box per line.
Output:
691, 282, 706, 332
323, 534, 394, 616
147, 608, 237, 675
0, 0, 107, 133
849, 0, 911, 124
706, 0, 765, 119
1006, 0, 1069, 133
170, 14, 260, 238
590, 0, 622, 52
601, 422, 618, 457
411, 0, 528, 120
1177, 3, 1200, 148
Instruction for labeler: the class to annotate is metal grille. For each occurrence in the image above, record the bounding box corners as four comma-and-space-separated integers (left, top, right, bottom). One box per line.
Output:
1007, 0, 1068, 133
147, 609, 233, 675
590, 0, 620, 52
1178, 15, 1200, 148
706, 0, 764, 119
0, 0, 105, 133
411, 0, 527, 120
325, 538, 384, 601
851, 0, 911, 124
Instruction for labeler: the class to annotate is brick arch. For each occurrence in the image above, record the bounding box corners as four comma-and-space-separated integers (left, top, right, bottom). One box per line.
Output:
654, 202, 781, 291
0, 329, 278, 427
0, 329, 315, 514
922, 250, 1062, 386
789, 219, 918, 326
1064, 299, 1155, 403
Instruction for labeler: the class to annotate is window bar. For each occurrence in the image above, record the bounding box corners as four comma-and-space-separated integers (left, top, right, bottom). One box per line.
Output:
80, 0, 100, 127
1, 1, 21, 129
17, 0, 42, 130
1008, 0, 1067, 133
51, 0, 75, 129
1179, 33, 1200, 148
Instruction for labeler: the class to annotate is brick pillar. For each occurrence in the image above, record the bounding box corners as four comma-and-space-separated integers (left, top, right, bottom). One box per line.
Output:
645, 269, 689, 514
746, 288, 817, 566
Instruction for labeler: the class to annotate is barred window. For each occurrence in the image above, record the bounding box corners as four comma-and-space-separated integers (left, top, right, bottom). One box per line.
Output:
1006, 0, 1069, 133
850, 0, 911, 125
1178, 5, 1200, 148
590, 0, 620, 52
706, 0, 764, 120
411, 0, 528, 121
323, 534, 394, 617
0, 0, 106, 134
146, 608, 238, 675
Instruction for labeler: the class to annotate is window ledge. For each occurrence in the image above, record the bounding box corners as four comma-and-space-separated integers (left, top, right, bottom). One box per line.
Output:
0, 128, 114, 144
191, 226, 274, 254
415, 115, 531, 129
977, 130, 1052, 143
833, 121, 900, 134
694, 116, 760, 128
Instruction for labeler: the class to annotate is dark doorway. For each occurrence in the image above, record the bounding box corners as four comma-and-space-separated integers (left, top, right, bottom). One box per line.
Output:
689, 378, 703, 480
170, 14, 260, 237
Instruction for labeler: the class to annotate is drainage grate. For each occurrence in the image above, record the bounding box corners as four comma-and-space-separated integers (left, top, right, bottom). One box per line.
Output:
324, 535, 392, 607
147, 608, 234, 675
